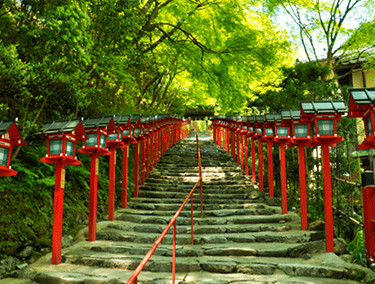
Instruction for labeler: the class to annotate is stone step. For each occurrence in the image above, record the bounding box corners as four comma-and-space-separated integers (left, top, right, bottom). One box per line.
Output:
95, 222, 294, 239
120, 207, 280, 218
136, 190, 254, 200
58, 241, 370, 281
29, 266, 366, 284
116, 213, 290, 227
126, 199, 266, 209
138, 183, 254, 192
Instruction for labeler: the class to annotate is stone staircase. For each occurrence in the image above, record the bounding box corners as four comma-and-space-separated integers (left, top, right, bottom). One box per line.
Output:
19, 133, 375, 283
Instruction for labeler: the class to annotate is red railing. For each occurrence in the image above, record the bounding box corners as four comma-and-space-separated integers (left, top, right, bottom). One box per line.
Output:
127, 131, 203, 284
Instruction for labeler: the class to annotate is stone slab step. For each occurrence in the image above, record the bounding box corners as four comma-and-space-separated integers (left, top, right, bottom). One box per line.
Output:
96, 221, 294, 237
127, 199, 265, 209
117, 213, 290, 226
120, 207, 279, 218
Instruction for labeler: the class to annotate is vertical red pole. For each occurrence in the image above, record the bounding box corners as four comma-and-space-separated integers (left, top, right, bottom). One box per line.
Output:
240, 134, 244, 170
146, 138, 149, 178
108, 147, 116, 221
227, 129, 230, 153
245, 137, 249, 175
298, 145, 308, 230
218, 127, 222, 148
150, 135, 154, 172
141, 141, 145, 185
280, 144, 288, 214
122, 146, 128, 208
88, 151, 99, 242
251, 138, 256, 182
268, 142, 274, 198
134, 143, 139, 198
258, 140, 264, 191
231, 130, 235, 159
322, 144, 334, 252
236, 132, 240, 164
52, 160, 65, 265
172, 221, 176, 284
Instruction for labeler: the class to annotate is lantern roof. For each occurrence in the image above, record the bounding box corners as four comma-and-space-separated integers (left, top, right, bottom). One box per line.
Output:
82, 115, 115, 130
140, 116, 150, 124
0, 119, 26, 146
113, 115, 131, 125
348, 88, 375, 118
349, 88, 375, 104
255, 115, 265, 123
300, 100, 347, 114
39, 118, 85, 137
128, 115, 139, 124
265, 113, 282, 122
281, 109, 301, 121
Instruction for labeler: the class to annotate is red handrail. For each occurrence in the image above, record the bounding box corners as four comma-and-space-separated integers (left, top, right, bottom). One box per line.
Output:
127, 131, 203, 284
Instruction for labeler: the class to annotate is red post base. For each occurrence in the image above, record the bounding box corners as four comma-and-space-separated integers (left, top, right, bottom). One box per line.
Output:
88, 151, 99, 242
51, 161, 66, 265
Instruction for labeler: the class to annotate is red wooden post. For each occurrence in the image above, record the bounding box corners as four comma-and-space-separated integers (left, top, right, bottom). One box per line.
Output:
236, 131, 240, 164
252, 138, 256, 182
150, 135, 154, 172
88, 151, 99, 241
191, 194, 194, 244
279, 144, 288, 214
141, 141, 145, 185
122, 146, 129, 208
134, 143, 139, 198
51, 160, 65, 264
258, 140, 264, 191
245, 137, 249, 175
298, 145, 308, 230
227, 128, 230, 153
145, 138, 149, 178
108, 147, 116, 221
240, 134, 244, 170
322, 144, 334, 252
218, 125, 222, 147
231, 129, 235, 159
267, 141, 274, 198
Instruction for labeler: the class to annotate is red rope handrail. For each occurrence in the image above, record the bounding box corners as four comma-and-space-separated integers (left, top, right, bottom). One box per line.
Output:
127, 131, 203, 284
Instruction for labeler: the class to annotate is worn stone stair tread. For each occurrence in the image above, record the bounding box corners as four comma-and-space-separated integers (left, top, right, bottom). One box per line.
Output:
119, 207, 280, 218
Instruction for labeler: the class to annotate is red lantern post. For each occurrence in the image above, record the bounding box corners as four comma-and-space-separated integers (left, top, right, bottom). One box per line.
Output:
300, 100, 347, 253
254, 115, 265, 191
78, 116, 115, 242
273, 113, 292, 214
263, 114, 277, 198
0, 119, 26, 177
39, 119, 85, 264
281, 109, 312, 228
348, 87, 375, 264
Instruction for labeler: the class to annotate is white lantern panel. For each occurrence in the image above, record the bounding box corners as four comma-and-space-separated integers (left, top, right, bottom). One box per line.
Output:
0, 147, 9, 166
99, 134, 107, 148
50, 139, 63, 155
294, 124, 308, 137
86, 133, 98, 147
277, 126, 289, 137
265, 128, 274, 136
317, 119, 334, 135
108, 134, 118, 141
65, 140, 75, 157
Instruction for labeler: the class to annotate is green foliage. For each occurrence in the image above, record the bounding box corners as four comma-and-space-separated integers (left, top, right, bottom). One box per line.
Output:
348, 229, 368, 267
